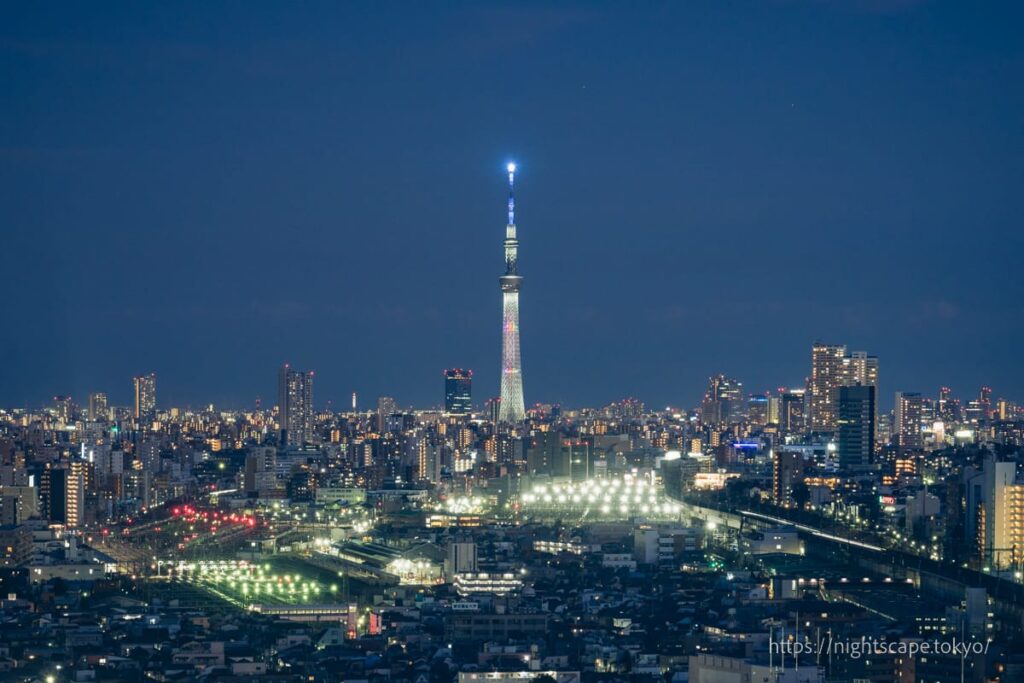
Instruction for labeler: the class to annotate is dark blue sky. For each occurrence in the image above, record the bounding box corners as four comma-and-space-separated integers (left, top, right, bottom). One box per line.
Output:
2, 1, 1023, 412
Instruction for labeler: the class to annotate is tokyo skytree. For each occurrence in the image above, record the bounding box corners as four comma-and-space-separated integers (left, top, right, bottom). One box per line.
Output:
498, 162, 526, 422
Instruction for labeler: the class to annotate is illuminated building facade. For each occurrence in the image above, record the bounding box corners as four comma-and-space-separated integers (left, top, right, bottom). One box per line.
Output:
772, 450, 803, 505
967, 458, 1024, 570
278, 364, 314, 447
87, 392, 108, 421
700, 374, 744, 425
40, 463, 85, 529
809, 343, 845, 432
810, 344, 879, 434
65, 460, 86, 528
133, 372, 156, 422
841, 350, 879, 389
377, 395, 397, 432
895, 391, 924, 451
53, 395, 72, 423
453, 572, 524, 596
444, 369, 472, 415
747, 394, 769, 427
780, 389, 806, 434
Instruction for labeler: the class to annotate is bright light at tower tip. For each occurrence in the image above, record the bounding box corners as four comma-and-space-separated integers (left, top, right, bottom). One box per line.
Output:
507, 162, 516, 173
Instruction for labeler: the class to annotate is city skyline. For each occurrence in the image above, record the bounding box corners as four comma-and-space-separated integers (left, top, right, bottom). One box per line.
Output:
4, 5, 1024, 679
3, 3, 1023, 409
4, 352, 1014, 417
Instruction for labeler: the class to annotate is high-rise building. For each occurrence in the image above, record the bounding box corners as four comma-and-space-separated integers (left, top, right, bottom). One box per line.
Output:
964, 399, 984, 425
444, 369, 473, 415
53, 395, 73, 423
278, 365, 314, 447
772, 450, 804, 505
841, 351, 879, 389
133, 373, 157, 422
966, 457, 1024, 570
894, 391, 924, 451
498, 163, 526, 423
837, 384, 875, 470
980, 386, 993, 422
767, 394, 782, 426
810, 344, 879, 434
779, 389, 806, 435
484, 397, 501, 425
809, 343, 845, 432
40, 464, 85, 529
377, 396, 397, 432
938, 386, 952, 418
87, 392, 108, 421
700, 375, 744, 425
65, 460, 87, 529
421, 442, 443, 483
937, 386, 961, 424
40, 466, 65, 524
747, 394, 769, 427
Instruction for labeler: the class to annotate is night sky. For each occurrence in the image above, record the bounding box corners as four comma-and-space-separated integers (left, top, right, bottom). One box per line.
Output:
2, 2, 1023, 412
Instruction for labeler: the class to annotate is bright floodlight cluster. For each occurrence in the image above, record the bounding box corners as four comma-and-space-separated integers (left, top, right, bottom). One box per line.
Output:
387, 558, 441, 586
172, 559, 334, 604
519, 476, 682, 519
442, 495, 488, 515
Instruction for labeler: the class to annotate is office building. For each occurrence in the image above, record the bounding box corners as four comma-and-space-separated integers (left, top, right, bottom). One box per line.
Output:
747, 394, 769, 427
444, 369, 472, 415
779, 389, 806, 434
837, 384, 875, 470
700, 374, 744, 425
980, 386, 993, 421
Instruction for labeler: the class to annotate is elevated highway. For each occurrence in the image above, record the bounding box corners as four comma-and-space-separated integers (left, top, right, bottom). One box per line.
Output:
672, 495, 1024, 637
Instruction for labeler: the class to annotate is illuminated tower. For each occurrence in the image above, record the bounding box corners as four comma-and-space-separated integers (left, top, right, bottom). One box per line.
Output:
498, 162, 526, 422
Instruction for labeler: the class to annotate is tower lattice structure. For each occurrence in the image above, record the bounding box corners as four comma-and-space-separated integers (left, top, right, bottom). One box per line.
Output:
498, 163, 526, 422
